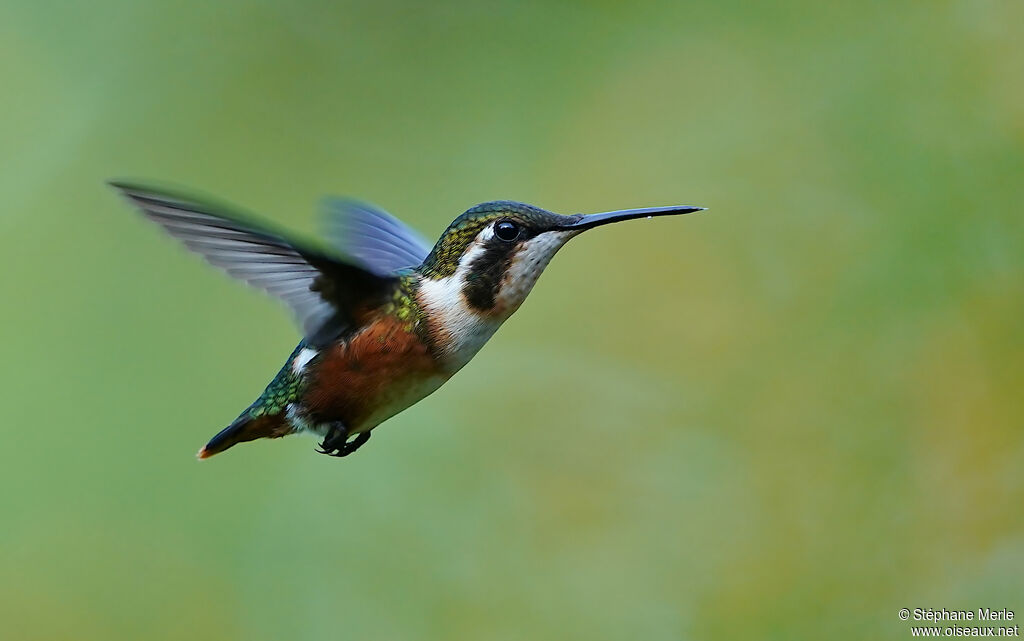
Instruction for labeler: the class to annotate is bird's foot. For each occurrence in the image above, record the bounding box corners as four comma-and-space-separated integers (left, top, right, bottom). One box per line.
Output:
316, 423, 371, 457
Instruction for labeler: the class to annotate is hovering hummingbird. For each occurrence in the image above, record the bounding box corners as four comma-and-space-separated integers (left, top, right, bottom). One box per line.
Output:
112, 182, 704, 459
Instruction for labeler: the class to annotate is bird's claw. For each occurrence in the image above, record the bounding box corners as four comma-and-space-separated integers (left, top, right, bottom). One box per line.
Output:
317, 424, 371, 458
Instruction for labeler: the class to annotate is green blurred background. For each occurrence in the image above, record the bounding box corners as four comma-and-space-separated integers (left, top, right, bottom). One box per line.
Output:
2, 1, 1022, 639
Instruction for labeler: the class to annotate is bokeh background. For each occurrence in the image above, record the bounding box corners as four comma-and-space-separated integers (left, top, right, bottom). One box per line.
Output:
2, 1, 1022, 639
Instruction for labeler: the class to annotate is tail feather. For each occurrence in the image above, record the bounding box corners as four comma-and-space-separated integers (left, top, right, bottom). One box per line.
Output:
198, 342, 307, 460
197, 412, 291, 460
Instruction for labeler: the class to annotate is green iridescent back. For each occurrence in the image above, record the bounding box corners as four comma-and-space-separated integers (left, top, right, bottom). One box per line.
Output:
387, 273, 427, 332
246, 343, 307, 418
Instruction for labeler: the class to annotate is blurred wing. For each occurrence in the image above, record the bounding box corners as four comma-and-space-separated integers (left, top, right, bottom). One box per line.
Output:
113, 182, 395, 346
321, 198, 432, 275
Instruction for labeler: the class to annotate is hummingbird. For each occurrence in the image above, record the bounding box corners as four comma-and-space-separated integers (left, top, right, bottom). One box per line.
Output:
112, 182, 704, 459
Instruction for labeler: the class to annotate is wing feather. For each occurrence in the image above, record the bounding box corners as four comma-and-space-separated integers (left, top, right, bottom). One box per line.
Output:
113, 182, 395, 345
321, 198, 431, 275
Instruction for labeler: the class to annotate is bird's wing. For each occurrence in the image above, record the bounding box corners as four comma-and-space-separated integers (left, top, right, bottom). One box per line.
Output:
112, 182, 397, 347
320, 198, 432, 275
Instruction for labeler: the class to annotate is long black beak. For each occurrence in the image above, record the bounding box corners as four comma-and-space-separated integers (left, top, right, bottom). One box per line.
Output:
559, 205, 706, 231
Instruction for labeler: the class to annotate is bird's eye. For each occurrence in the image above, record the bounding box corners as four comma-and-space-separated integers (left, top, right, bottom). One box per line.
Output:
494, 220, 521, 242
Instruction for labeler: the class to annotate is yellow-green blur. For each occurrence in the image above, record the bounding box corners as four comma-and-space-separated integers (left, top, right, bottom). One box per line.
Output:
1, 1, 1021, 639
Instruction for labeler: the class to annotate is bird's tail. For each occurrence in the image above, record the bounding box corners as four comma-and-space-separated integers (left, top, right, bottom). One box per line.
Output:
197, 410, 291, 459
197, 342, 308, 460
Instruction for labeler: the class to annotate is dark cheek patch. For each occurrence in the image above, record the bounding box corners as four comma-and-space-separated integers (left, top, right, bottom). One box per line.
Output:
462, 238, 518, 311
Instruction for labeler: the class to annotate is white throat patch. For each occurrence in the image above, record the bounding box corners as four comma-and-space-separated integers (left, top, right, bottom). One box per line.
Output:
416, 229, 575, 372
417, 233, 499, 370
495, 230, 575, 311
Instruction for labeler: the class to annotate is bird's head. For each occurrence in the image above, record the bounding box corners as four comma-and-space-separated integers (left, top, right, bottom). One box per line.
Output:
416, 200, 704, 317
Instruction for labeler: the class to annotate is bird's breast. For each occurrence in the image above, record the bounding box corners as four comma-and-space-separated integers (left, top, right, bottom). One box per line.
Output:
302, 314, 446, 431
